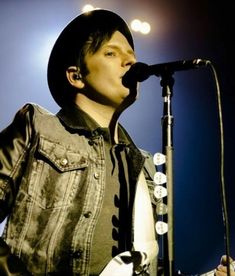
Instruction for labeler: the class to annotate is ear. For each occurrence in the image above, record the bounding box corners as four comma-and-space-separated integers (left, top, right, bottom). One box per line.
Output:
66, 66, 85, 89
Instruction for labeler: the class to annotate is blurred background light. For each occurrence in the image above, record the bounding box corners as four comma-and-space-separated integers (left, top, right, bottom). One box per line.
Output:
140, 21, 151, 34
131, 18, 151, 34
82, 4, 101, 13
82, 4, 95, 12
131, 19, 142, 32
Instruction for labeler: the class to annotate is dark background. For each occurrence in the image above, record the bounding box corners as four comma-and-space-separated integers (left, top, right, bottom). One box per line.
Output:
0, 0, 234, 274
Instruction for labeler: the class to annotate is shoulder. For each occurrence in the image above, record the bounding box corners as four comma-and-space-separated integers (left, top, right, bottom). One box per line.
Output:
0, 103, 57, 156
18, 102, 55, 117
6, 103, 60, 140
10, 103, 55, 123
15, 103, 59, 126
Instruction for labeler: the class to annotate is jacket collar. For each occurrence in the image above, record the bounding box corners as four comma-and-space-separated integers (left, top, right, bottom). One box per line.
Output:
56, 103, 98, 133
56, 103, 130, 145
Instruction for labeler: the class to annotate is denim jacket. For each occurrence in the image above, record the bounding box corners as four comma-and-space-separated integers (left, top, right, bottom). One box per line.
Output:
0, 103, 157, 275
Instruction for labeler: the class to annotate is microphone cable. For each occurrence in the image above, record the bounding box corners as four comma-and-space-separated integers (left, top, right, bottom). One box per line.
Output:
208, 61, 231, 276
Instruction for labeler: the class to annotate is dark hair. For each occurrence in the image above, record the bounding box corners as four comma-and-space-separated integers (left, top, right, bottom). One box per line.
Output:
77, 29, 119, 76
47, 9, 134, 108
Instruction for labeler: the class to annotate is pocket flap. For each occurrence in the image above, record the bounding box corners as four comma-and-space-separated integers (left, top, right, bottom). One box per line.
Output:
38, 136, 88, 172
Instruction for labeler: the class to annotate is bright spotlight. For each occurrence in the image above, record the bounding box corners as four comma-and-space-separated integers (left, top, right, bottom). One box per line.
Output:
131, 19, 142, 32
140, 22, 151, 34
130, 19, 151, 35
82, 4, 95, 13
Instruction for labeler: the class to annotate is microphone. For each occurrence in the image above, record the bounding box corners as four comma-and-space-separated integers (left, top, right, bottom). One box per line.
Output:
122, 58, 210, 87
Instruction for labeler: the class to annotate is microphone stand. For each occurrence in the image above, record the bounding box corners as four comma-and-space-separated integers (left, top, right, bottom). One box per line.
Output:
159, 71, 175, 276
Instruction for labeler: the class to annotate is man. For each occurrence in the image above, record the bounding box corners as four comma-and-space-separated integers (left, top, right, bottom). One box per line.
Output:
0, 9, 157, 275
0, 8, 233, 276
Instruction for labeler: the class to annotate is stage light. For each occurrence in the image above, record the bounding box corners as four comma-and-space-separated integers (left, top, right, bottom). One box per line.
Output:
130, 19, 151, 35
131, 19, 142, 32
82, 4, 95, 13
140, 22, 151, 34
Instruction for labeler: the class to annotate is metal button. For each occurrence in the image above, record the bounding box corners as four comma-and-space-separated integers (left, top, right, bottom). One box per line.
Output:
94, 172, 100, 179
71, 249, 83, 259
60, 158, 68, 166
84, 211, 92, 218
88, 140, 94, 146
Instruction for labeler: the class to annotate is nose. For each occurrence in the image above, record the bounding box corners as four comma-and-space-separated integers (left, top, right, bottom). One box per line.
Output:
122, 53, 136, 68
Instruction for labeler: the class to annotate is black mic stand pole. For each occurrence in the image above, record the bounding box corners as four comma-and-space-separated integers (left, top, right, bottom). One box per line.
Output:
159, 71, 175, 276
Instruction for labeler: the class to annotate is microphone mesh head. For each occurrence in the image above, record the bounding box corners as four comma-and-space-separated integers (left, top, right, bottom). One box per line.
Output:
122, 62, 149, 88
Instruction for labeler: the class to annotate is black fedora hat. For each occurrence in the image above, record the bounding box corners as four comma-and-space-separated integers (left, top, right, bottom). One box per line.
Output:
47, 9, 134, 108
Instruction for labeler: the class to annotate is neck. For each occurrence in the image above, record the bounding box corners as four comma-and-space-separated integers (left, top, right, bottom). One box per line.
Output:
75, 94, 120, 143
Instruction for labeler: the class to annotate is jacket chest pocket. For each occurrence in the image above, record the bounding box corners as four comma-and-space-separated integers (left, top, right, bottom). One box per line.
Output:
27, 136, 89, 209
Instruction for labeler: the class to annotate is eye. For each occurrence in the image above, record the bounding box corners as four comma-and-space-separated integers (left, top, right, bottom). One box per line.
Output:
105, 51, 116, 57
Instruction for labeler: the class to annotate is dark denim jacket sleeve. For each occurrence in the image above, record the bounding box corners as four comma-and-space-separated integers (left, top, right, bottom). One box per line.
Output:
0, 104, 34, 222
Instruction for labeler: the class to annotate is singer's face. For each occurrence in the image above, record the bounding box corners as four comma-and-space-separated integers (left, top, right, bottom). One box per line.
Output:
82, 31, 136, 108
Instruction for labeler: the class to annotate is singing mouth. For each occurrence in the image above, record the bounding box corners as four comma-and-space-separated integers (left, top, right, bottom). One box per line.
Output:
121, 70, 129, 79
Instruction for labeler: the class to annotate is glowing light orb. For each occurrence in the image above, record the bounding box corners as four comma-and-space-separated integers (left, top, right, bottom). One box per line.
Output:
130, 19, 151, 34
